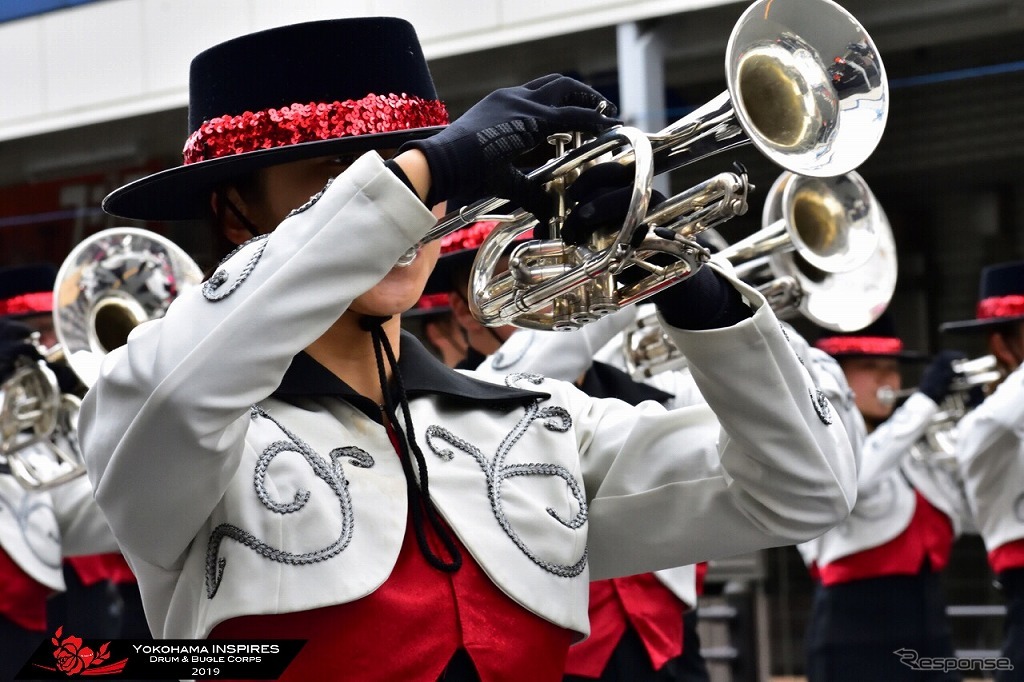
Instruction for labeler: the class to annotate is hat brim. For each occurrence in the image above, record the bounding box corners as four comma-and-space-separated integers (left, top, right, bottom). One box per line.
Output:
3, 309, 53, 320
830, 349, 930, 363
102, 126, 445, 221
402, 305, 453, 319
939, 314, 1024, 334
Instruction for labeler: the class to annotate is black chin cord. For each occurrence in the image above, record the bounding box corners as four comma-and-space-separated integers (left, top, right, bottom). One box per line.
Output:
360, 315, 462, 573
216, 191, 263, 238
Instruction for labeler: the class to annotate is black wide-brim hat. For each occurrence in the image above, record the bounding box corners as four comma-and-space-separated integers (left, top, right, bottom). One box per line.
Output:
103, 18, 447, 221
0, 263, 57, 319
813, 311, 928, 362
940, 260, 1024, 333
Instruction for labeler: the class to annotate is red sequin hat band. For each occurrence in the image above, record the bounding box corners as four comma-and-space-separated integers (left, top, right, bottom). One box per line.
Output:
0, 292, 52, 316
182, 93, 449, 165
415, 292, 451, 310
439, 221, 502, 255
976, 294, 1024, 320
814, 336, 904, 356
438, 221, 536, 256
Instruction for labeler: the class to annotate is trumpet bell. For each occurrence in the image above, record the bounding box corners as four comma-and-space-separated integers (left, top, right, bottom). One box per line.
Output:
765, 172, 897, 331
53, 228, 203, 387
727, 0, 887, 176
763, 172, 880, 274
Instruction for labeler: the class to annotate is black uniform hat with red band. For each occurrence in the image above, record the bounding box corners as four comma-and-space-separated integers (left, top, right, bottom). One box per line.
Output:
940, 260, 1024, 333
0, 264, 57, 319
102, 18, 448, 222
814, 311, 927, 362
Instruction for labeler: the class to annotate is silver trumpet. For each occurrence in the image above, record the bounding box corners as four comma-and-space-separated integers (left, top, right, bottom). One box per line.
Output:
622, 169, 896, 379
876, 355, 1003, 409
0, 228, 202, 491
452, 0, 887, 331
623, 308, 690, 380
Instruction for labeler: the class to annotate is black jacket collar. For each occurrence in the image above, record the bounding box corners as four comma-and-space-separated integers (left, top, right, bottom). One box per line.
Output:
274, 331, 547, 416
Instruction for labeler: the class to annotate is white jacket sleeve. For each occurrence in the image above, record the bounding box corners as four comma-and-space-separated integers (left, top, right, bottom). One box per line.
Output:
858, 393, 938, 493
956, 362, 1024, 467
582, 265, 857, 579
78, 153, 437, 570
954, 362, 1024, 548
50, 473, 121, 556
780, 323, 867, 474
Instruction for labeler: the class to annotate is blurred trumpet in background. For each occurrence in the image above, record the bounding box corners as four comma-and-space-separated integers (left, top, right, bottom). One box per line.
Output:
0, 228, 202, 491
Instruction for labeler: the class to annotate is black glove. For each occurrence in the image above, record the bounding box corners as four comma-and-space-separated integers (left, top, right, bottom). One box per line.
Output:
401, 74, 620, 217
555, 163, 751, 330
556, 162, 663, 245
918, 349, 968, 404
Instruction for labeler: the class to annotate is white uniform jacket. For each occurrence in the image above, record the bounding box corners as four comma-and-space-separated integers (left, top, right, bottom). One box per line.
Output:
809, 392, 968, 567
1, 445, 119, 591
474, 308, 701, 608
955, 362, 1024, 554
79, 152, 855, 641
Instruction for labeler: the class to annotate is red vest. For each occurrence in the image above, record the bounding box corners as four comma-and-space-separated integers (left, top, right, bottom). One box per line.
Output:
0, 549, 52, 631
563, 574, 687, 678
209, 516, 572, 681
990, 537, 1024, 574
818, 491, 954, 586
65, 553, 136, 586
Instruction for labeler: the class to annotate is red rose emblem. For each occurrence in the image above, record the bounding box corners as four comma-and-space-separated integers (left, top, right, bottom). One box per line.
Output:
40, 627, 124, 677
53, 635, 96, 675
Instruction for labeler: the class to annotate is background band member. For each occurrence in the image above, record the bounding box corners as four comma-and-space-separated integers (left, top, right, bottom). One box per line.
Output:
0, 264, 151, 646
944, 260, 1024, 681
0, 311, 120, 680
81, 18, 854, 680
802, 313, 970, 682
402, 292, 468, 368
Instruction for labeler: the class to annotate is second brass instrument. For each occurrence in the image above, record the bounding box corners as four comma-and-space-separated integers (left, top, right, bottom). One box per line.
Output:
623, 170, 896, 379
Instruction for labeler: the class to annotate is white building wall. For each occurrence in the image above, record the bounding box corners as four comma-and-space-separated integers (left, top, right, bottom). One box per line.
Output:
0, 0, 736, 143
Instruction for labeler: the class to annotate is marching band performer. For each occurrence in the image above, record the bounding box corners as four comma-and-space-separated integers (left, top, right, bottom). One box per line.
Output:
81, 17, 855, 681
0, 265, 151, 647
802, 313, 971, 682
0, 311, 119, 680
944, 260, 1024, 681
